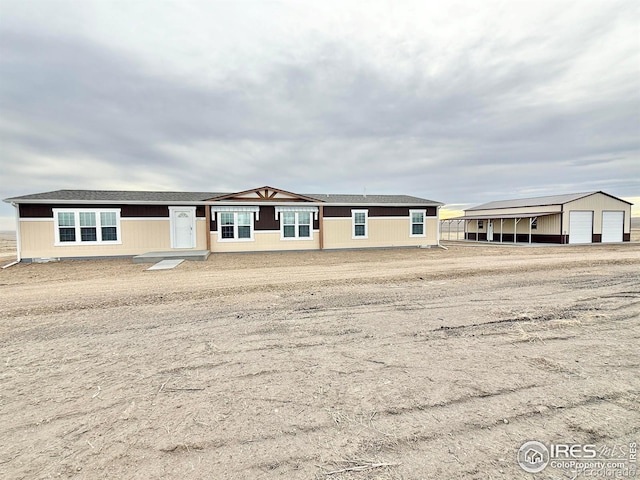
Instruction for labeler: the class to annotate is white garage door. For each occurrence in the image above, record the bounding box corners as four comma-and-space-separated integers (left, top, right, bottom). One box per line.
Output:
602, 211, 624, 243
569, 211, 592, 244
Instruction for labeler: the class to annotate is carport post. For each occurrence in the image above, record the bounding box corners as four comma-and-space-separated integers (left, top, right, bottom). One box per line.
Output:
529, 218, 532, 244
500, 218, 503, 243
514, 218, 520, 243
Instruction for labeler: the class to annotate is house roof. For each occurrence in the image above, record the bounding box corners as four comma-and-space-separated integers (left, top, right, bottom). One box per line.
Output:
303, 193, 442, 205
466, 191, 631, 211
4, 189, 443, 206
4, 190, 226, 203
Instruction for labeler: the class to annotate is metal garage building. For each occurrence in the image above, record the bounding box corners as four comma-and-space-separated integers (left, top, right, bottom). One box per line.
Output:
449, 191, 632, 244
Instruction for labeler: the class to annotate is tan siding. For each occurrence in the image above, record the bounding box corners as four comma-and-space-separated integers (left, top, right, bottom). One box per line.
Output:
20, 218, 206, 258
467, 214, 560, 234
195, 219, 208, 250
121, 219, 172, 251
210, 217, 438, 252
321, 218, 352, 249
533, 214, 561, 235
563, 193, 631, 234
466, 220, 480, 233
210, 231, 320, 252
20, 210, 441, 257
21, 220, 55, 258
322, 217, 438, 249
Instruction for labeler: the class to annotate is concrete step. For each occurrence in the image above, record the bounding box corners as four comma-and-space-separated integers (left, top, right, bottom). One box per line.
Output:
133, 250, 210, 264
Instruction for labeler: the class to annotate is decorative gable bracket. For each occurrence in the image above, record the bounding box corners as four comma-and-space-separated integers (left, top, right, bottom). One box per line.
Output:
207, 186, 321, 203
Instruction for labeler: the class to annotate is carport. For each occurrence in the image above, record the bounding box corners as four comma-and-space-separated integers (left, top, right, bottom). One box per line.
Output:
439, 218, 465, 240
452, 212, 557, 244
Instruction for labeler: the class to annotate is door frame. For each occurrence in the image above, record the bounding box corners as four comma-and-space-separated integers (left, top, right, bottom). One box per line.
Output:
169, 206, 196, 249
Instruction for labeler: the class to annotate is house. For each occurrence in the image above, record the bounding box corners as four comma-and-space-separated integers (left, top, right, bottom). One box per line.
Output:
454, 191, 632, 244
3, 186, 443, 262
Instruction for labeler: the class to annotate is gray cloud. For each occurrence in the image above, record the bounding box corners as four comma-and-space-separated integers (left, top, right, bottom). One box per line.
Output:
0, 0, 638, 230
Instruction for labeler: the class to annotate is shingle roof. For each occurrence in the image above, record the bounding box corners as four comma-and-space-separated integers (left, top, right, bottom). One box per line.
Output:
5, 189, 443, 205
466, 191, 601, 211
4, 190, 226, 203
303, 193, 442, 205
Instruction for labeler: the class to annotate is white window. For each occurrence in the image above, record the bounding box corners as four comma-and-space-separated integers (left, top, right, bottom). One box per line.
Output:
218, 211, 254, 241
54, 209, 121, 245
410, 209, 426, 237
352, 210, 368, 239
281, 211, 312, 240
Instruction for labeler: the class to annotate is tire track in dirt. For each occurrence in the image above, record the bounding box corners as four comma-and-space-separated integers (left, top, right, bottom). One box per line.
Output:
1, 245, 639, 479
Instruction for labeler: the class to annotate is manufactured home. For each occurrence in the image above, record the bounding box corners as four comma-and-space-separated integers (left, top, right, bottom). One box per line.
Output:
4, 186, 443, 262
453, 191, 631, 244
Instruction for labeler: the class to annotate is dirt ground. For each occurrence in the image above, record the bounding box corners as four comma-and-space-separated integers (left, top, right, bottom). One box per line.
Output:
0, 231, 17, 257
0, 235, 639, 479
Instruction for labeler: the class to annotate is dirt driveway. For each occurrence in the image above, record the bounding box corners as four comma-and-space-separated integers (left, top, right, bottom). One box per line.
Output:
1, 243, 639, 479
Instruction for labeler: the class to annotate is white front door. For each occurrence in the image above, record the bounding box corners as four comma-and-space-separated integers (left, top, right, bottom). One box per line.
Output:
170, 207, 196, 248
487, 221, 494, 241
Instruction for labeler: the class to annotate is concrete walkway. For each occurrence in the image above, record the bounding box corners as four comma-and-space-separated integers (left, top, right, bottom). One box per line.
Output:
146, 259, 184, 271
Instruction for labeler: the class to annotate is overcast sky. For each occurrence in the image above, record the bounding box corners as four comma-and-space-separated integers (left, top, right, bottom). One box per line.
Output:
1, 0, 639, 228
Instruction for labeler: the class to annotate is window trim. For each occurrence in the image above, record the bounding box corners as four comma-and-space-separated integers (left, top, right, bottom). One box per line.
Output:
352, 209, 369, 239
53, 208, 122, 246
279, 211, 314, 241
409, 209, 427, 238
216, 211, 255, 242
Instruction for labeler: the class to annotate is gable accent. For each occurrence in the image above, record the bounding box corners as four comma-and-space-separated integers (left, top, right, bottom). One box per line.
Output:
206, 186, 321, 203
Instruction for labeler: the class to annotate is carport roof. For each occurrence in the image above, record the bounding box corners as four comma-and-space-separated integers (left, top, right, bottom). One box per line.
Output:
447, 212, 559, 220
